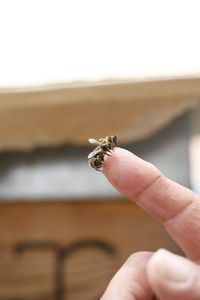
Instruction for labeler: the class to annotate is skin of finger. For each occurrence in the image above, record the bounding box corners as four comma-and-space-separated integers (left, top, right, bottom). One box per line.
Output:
100, 251, 153, 300
103, 148, 200, 261
147, 250, 200, 300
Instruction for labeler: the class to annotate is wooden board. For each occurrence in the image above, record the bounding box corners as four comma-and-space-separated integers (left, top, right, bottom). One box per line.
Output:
0, 200, 182, 300
0, 77, 199, 151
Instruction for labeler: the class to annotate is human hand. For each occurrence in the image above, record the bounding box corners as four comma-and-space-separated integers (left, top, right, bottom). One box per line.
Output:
101, 148, 200, 300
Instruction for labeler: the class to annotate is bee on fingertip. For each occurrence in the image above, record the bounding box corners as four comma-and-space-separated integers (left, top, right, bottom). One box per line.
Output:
88, 135, 118, 171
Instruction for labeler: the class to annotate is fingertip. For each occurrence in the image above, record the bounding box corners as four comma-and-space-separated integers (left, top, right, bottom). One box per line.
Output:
101, 251, 153, 300
147, 249, 200, 300
103, 147, 160, 201
147, 249, 191, 285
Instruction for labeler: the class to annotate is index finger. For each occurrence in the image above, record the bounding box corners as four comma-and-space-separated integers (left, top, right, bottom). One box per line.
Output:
103, 148, 200, 262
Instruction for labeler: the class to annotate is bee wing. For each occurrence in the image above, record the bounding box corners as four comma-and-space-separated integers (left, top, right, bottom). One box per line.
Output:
88, 138, 99, 145
88, 148, 101, 159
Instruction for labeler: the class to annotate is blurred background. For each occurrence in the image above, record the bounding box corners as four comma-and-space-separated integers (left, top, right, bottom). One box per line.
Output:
0, 1, 200, 299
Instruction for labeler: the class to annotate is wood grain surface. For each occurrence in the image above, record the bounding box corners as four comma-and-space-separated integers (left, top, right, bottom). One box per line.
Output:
0, 77, 199, 151
0, 200, 182, 299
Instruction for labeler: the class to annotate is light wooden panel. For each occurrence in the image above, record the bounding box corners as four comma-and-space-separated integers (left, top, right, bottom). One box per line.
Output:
0, 77, 199, 150
0, 200, 182, 300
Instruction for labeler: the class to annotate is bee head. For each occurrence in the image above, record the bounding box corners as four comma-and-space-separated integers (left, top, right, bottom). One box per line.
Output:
101, 144, 108, 151
112, 135, 118, 146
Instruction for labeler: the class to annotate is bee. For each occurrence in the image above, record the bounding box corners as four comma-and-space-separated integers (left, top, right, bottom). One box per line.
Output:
99, 135, 118, 148
88, 135, 118, 160
88, 152, 104, 171
88, 135, 118, 171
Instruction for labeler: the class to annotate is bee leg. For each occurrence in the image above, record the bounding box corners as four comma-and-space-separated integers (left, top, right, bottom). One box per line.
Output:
108, 149, 113, 155
97, 163, 104, 172
96, 168, 103, 172
105, 152, 111, 156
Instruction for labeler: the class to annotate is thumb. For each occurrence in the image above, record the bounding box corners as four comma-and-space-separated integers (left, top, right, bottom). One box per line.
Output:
147, 249, 200, 300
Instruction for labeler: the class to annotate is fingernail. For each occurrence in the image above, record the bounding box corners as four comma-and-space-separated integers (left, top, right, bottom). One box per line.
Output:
154, 249, 191, 283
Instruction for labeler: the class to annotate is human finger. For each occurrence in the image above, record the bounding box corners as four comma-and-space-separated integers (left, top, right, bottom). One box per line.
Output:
100, 251, 153, 300
103, 148, 200, 261
147, 249, 200, 300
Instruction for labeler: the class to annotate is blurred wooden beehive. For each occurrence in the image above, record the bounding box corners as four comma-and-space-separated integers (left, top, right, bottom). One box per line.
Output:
0, 76, 199, 300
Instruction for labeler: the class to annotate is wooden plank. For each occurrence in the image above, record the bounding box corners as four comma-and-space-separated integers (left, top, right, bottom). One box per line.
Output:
0, 200, 182, 300
0, 77, 199, 150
